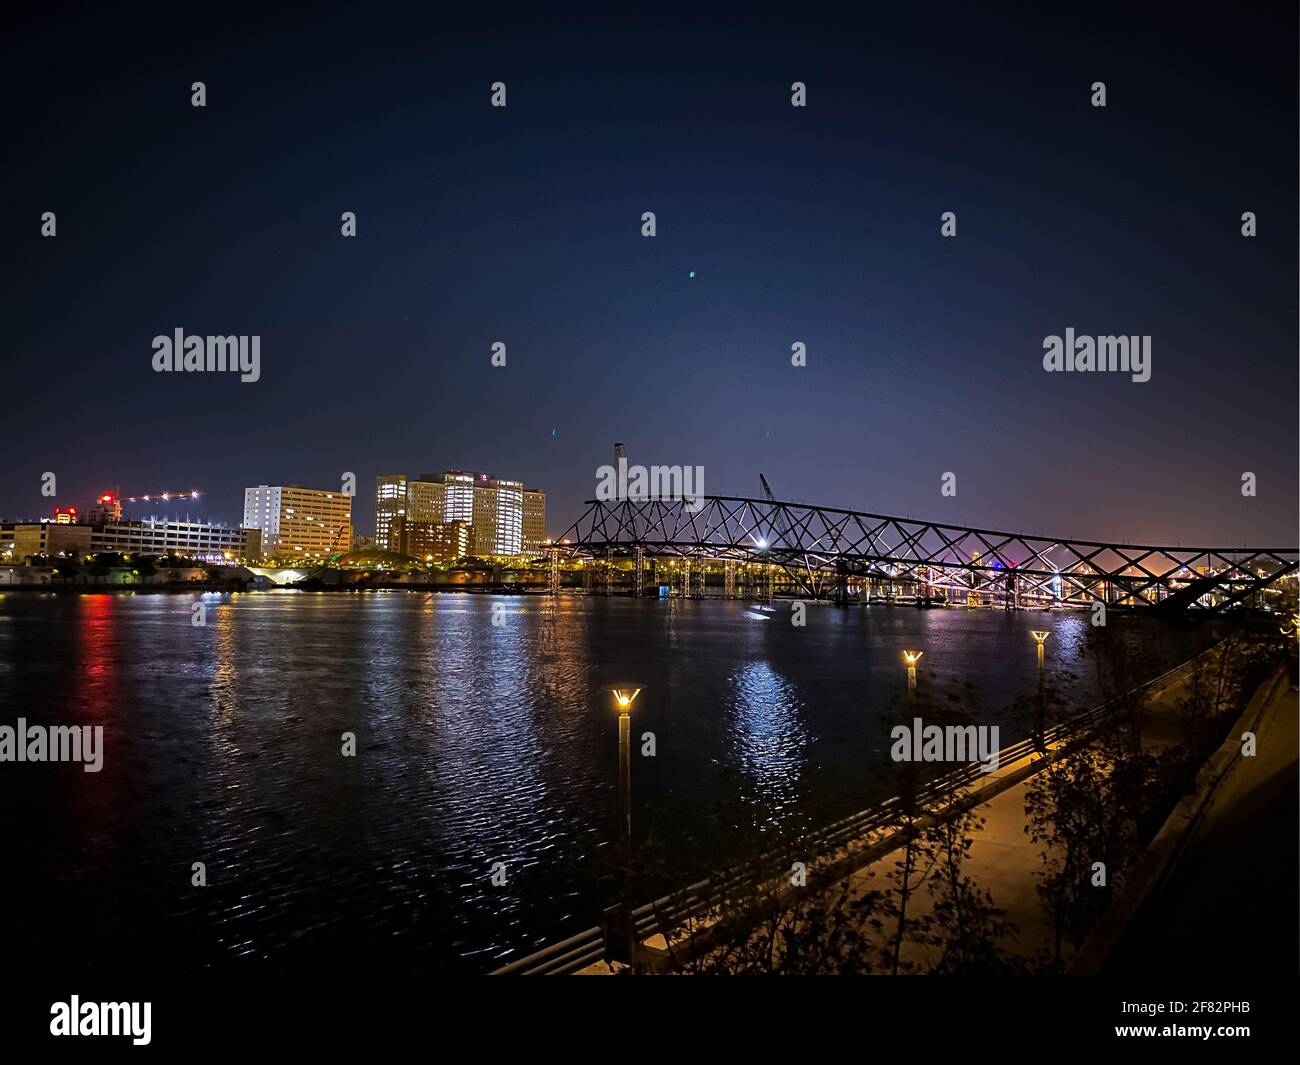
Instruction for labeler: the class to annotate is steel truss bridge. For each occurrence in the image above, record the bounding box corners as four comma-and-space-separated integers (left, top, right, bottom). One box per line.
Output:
551, 496, 1298, 612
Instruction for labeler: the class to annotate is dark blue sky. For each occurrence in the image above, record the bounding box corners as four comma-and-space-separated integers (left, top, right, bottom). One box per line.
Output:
4, 3, 1296, 546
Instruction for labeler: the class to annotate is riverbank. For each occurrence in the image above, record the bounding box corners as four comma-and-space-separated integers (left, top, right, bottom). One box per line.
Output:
564, 638, 1291, 975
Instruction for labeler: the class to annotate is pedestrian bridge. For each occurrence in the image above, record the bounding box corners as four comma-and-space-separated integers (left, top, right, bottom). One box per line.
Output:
552, 496, 1298, 611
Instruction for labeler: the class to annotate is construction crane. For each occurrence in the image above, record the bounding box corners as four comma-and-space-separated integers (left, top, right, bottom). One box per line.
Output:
759, 474, 792, 547
95, 487, 203, 505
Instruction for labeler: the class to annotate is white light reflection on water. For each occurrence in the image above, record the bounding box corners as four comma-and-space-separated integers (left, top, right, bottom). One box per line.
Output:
725, 661, 809, 829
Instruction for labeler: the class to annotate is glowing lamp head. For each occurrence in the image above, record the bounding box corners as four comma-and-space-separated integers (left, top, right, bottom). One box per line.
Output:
611, 688, 641, 711
1030, 631, 1050, 645
901, 650, 924, 667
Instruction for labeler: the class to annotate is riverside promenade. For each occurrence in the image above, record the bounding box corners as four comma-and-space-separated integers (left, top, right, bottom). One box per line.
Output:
836, 657, 1290, 972
568, 647, 1291, 975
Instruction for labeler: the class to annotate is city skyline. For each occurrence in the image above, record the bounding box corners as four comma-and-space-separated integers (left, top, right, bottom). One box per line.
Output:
4, 6, 1296, 549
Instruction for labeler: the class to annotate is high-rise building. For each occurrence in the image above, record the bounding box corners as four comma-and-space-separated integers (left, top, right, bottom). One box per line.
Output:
375, 474, 449, 550
523, 489, 546, 554
374, 474, 408, 551
243, 485, 352, 559
407, 477, 446, 523
443, 471, 475, 527
480, 478, 523, 555
375, 470, 543, 558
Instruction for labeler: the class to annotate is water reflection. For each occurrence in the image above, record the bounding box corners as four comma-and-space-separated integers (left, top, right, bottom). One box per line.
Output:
0, 592, 1222, 976
726, 661, 808, 829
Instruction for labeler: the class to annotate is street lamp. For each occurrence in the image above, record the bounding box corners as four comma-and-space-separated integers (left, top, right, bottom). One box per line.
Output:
603, 687, 642, 969
1030, 631, 1050, 750
611, 688, 641, 870
1030, 630, 1049, 670
901, 650, 923, 693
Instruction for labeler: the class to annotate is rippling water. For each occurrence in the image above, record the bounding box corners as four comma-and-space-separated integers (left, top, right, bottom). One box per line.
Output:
0, 591, 1220, 975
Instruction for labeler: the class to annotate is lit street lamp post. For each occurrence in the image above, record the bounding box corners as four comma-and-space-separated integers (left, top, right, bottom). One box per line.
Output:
611, 687, 640, 870
1030, 630, 1049, 672
604, 687, 641, 968
902, 650, 923, 695
1030, 631, 1049, 750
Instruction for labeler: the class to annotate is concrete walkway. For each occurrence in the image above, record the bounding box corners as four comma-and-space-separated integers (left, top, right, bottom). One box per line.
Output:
841, 660, 1218, 971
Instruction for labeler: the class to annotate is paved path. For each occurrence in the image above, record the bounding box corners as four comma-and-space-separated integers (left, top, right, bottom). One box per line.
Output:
840, 661, 1218, 970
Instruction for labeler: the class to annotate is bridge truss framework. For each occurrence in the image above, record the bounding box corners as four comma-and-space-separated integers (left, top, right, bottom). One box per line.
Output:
550, 496, 1298, 612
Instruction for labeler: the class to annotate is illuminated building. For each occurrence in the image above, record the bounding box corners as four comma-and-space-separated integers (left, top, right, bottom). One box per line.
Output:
395, 517, 469, 563
375, 474, 452, 550
90, 520, 261, 562
376, 471, 543, 557
0, 522, 92, 560
472, 477, 523, 555
523, 489, 546, 554
407, 477, 446, 523
374, 474, 408, 551
87, 492, 123, 524
243, 485, 352, 559
444, 472, 475, 526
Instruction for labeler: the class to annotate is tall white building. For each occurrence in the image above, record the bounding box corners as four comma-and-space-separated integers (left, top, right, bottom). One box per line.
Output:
243, 485, 352, 559
374, 474, 408, 551
443, 472, 475, 526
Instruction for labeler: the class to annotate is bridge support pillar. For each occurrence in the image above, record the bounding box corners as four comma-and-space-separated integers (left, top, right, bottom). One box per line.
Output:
683, 558, 693, 599
834, 560, 848, 608
724, 559, 735, 599
605, 548, 615, 596
634, 547, 644, 598
548, 546, 560, 596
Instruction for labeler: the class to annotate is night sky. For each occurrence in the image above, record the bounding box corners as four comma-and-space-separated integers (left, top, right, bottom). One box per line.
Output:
4, 3, 1296, 547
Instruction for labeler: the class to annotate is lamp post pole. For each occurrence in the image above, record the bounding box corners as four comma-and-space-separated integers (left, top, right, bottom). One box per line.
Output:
1030, 631, 1049, 750
902, 650, 923, 696
604, 687, 641, 968
617, 708, 632, 869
